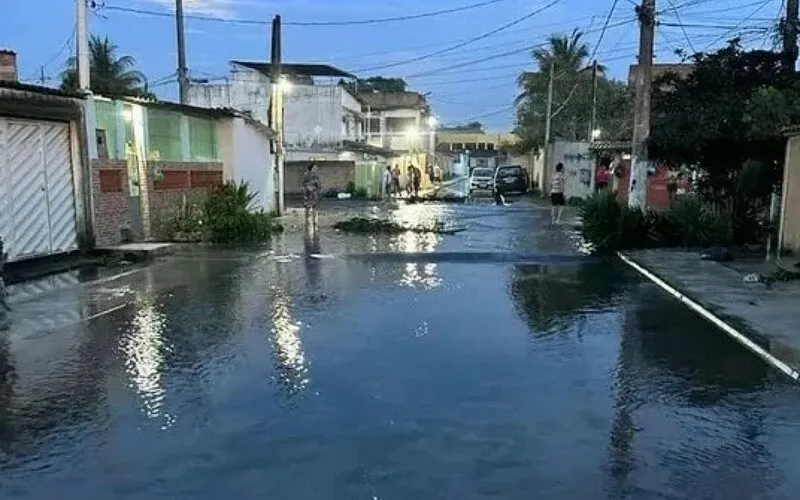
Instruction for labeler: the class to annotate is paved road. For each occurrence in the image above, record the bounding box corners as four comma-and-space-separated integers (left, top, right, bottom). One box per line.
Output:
1, 199, 799, 499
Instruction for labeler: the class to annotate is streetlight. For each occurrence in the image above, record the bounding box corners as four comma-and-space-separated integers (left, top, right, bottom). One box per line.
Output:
280, 76, 292, 94
427, 116, 438, 128
591, 128, 601, 140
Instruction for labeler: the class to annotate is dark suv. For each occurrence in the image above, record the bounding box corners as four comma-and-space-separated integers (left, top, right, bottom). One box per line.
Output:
494, 165, 527, 195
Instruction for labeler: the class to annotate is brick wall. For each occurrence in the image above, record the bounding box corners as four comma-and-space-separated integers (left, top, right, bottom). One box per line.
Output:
285, 160, 355, 195
91, 159, 132, 246
142, 161, 223, 239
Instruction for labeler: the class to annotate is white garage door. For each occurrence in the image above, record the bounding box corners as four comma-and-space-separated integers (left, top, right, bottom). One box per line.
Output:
0, 118, 78, 261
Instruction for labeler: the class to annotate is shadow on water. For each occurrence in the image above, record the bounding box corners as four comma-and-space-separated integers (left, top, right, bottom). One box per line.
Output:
607, 282, 789, 500
509, 258, 631, 334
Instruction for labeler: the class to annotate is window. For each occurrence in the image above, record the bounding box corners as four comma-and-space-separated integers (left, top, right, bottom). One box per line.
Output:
386, 117, 415, 133
451, 143, 463, 150
368, 117, 381, 134
478, 143, 486, 150
147, 109, 182, 161
486, 143, 495, 151
94, 100, 120, 159
465, 143, 477, 151
189, 116, 218, 161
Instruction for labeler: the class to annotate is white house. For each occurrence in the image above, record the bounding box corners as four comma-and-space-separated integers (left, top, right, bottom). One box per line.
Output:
189, 61, 397, 195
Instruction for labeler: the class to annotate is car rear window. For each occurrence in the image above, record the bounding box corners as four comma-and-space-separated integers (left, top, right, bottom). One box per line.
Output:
472, 169, 494, 177
497, 167, 523, 176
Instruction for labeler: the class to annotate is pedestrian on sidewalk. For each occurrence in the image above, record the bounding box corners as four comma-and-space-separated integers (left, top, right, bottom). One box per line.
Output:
302, 162, 321, 224
550, 162, 566, 224
382, 166, 393, 200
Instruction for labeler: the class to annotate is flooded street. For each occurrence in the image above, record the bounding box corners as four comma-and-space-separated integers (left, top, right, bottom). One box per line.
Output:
1, 199, 799, 499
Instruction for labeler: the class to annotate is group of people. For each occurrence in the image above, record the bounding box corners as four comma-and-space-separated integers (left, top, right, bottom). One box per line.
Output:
382, 164, 435, 199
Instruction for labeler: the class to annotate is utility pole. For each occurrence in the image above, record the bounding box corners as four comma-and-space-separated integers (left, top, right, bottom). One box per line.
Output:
269, 15, 285, 215
589, 59, 598, 142
542, 59, 555, 195
628, 0, 655, 209
76, 0, 90, 90
784, 0, 799, 72
40, 66, 46, 86
175, 0, 190, 104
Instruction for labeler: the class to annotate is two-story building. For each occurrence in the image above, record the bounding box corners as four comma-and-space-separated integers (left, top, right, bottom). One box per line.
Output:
189, 61, 398, 196
360, 91, 437, 188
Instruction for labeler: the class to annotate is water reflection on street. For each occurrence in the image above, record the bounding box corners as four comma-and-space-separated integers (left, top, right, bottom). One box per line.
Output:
1, 199, 799, 500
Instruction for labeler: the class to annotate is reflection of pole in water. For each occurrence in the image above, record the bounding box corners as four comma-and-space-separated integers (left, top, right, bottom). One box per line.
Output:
607, 294, 643, 495
268, 281, 310, 403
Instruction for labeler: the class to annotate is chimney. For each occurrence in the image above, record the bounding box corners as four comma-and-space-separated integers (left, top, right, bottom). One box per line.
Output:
0, 50, 18, 83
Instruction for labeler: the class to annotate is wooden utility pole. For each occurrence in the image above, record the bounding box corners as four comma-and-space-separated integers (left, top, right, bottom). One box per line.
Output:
176, 0, 190, 104
589, 59, 598, 142
270, 15, 285, 214
784, 0, 799, 72
542, 59, 555, 195
628, 0, 655, 208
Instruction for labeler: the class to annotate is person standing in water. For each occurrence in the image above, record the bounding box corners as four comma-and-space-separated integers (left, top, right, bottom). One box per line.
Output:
550, 162, 566, 224
302, 162, 321, 224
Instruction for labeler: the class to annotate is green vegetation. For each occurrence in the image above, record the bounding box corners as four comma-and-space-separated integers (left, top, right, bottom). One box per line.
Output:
579, 191, 733, 252
165, 182, 283, 243
514, 29, 633, 153
61, 35, 154, 99
650, 40, 800, 244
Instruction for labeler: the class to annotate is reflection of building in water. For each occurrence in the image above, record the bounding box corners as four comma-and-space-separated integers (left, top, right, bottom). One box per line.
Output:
394, 232, 441, 289
121, 300, 169, 424
269, 286, 310, 400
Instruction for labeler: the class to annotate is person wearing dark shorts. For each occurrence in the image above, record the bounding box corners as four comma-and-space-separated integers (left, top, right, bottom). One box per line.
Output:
550, 162, 566, 224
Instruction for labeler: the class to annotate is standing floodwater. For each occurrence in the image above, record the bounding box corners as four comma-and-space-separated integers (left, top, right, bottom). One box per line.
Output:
1, 200, 799, 500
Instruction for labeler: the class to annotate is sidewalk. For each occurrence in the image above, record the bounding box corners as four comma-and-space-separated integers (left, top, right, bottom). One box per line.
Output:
620, 249, 800, 381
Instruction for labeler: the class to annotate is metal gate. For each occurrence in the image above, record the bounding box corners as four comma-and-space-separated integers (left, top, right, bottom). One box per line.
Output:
0, 118, 78, 261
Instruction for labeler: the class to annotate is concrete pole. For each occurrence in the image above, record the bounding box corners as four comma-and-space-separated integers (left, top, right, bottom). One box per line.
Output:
589, 59, 598, 142
628, 0, 655, 209
76, 0, 90, 90
542, 59, 555, 196
270, 15, 285, 215
176, 0, 190, 104
784, 0, 799, 72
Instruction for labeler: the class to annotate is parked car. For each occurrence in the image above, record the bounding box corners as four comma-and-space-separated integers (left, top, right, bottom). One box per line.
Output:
469, 167, 495, 193
494, 165, 527, 195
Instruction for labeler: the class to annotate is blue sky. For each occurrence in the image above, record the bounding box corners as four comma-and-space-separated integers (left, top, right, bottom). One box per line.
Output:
2, 0, 784, 131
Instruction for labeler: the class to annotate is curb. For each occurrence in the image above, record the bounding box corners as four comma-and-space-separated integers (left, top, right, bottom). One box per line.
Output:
617, 251, 800, 382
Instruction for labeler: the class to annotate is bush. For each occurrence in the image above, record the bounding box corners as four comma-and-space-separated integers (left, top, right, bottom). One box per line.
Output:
579, 191, 623, 251
354, 187, 369, 199
165, 181, 283, 244
579, 191, 733, 252
345, 181, 356, 194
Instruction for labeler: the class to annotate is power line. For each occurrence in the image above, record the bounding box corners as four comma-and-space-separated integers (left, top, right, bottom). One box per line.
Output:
354, 0, 564, 73
665, 0, 698, 53
403, 18, 635, 79
589, 0, 621, 61
98, 0, 517, 27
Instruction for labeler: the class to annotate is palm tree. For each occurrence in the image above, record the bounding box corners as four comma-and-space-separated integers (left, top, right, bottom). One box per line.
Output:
61, 36, 152, 98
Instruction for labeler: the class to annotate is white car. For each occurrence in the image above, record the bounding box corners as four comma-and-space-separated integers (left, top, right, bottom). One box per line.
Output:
469, 167, 495, 193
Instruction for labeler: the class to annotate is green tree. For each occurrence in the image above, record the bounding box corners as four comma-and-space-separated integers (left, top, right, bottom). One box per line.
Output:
513, 29, 632, 153
61, 36, 152, 98
649, 39, 800, 242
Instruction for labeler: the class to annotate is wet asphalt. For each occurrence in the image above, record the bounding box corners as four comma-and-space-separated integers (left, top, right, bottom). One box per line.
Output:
1, 196, 799, 500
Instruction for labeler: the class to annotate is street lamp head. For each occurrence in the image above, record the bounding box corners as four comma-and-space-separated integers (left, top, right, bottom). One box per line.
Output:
591, 129, 601, 140
427, 116, 437, 128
